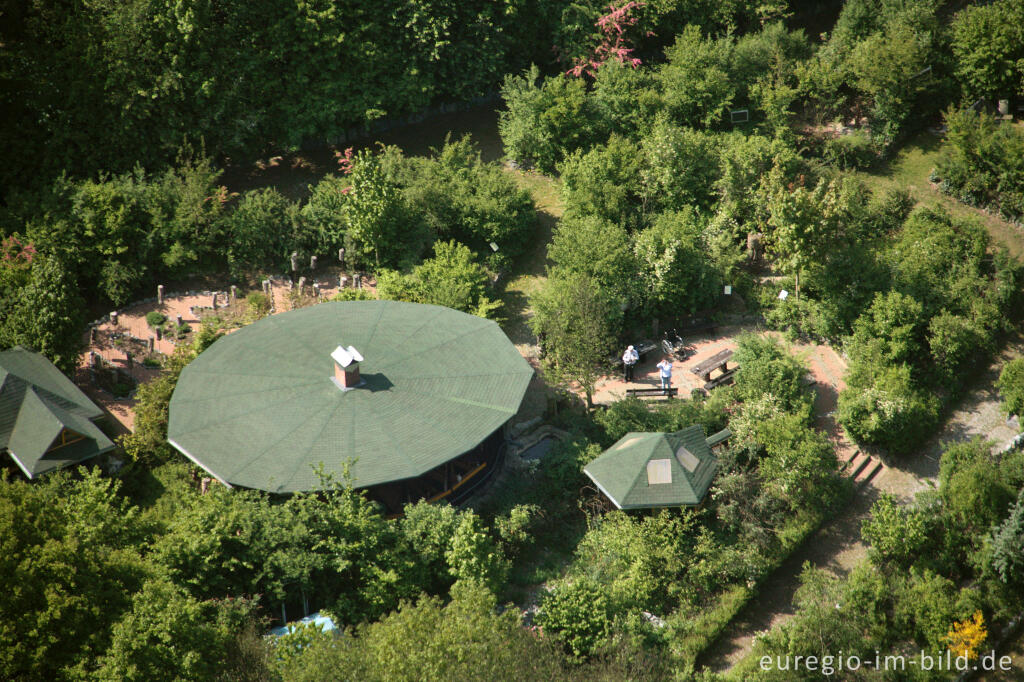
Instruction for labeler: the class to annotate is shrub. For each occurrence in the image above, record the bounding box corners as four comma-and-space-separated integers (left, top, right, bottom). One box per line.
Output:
862, 494, 930, 568
838, 364, 940, 455
145, 311, 167, 328
991, 488, 1024, 587
821, 130, 877, 169
536, 580, 613, 659
376, 240, 502, 319
402, 136, 536, 271
499, 66, 601, 174
996, 358, 1024, 418
331, 288, 376, 302
225, 188, 299, 278
244, 292, 271, 320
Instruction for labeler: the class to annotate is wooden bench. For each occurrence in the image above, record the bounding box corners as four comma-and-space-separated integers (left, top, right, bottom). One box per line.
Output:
625, 387, 678, 399
612, 339, 659, 370
690, 348, 734, 381
703, 367, 736, 392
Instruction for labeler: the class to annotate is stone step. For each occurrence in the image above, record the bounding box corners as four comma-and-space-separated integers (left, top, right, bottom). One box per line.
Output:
845, 449, 861, 465
856, 460, 884, 486
848, 455, 872, 479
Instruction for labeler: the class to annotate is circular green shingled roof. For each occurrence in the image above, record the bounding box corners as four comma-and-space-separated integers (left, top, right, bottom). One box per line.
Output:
167, 301, 533, 493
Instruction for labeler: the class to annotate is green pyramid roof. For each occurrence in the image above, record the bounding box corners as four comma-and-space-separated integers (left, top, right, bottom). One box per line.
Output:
584, 425, 718, 509
0, 346, 114, 478
167, 301, 534, 493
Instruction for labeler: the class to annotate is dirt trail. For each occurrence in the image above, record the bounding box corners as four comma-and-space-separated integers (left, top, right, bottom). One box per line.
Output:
699, 333, 1024, 674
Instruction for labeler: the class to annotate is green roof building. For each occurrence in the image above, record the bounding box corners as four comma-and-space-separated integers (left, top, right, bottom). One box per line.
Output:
167, 301, 533, 504
584, 425, 718, 509
0, 346, 115, 478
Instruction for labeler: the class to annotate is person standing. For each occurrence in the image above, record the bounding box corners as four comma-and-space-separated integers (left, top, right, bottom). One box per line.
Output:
622, 345, 639, 381
656, 358, 673, 391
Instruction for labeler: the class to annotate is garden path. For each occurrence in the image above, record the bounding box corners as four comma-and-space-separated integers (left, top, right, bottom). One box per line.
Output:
701, 332, 1024, 674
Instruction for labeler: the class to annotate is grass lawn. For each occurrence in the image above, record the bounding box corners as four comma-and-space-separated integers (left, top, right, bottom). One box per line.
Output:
854, 132, 1024, 258
498, 169, 563, 353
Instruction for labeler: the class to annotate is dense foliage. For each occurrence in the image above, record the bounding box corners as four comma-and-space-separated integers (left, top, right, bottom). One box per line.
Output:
1, 0, 779, 195
745, 438, 1024, 680
834, 208, 1021, 454
0, 139, 531, 330
933, 107, 1024, 223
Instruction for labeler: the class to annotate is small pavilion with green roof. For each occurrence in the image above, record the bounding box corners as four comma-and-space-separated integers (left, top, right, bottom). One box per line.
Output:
1, 346, 114, 479
168, 300, 533, 509
584, 425, 718, 510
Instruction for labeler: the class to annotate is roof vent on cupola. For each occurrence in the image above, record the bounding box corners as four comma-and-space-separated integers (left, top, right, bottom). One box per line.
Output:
331, 345, 364, 391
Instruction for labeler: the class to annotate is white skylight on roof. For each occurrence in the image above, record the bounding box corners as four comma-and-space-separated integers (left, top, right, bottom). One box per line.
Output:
331, 345, 364, 367
647, 458, 672, 485
675, 446, 700, 472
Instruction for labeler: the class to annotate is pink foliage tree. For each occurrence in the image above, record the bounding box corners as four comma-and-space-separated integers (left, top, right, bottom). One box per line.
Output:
335, 147, 355, 175
567, 1, 649, 78
1, 235, 36, 266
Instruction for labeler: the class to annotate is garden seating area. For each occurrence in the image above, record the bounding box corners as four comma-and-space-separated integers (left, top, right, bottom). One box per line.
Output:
690, 349, 734, 382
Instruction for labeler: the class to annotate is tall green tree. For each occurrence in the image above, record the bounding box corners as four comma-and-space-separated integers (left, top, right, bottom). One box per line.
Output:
375, 240, 502, 319
344, 149, 426, 269
658, 25, 735, 128
991, 488, 1024, 587
1, 256, 85, 375
547, 214, 639, 308
530, 271, 618, 407
0, 469, 147, 680
951, 0, 1024, 101
96, 580, 261, 682
763, 167, 827, 299
558, 135, 643, 229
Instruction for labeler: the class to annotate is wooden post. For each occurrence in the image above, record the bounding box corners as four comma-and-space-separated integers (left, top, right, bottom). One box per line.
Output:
157, 284, 164, 305
110, 311, 118, 326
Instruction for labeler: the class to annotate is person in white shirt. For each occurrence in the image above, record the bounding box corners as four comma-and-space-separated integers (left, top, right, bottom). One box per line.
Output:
622, 345, 639, 381
656, 358, 673, 390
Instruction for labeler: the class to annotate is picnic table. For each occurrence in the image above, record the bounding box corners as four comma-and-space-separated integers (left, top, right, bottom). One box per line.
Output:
702, 367, 736, 392
690, 348, 734, 381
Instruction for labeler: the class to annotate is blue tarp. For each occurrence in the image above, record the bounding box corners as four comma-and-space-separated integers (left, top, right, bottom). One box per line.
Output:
268, 611, 338, 637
